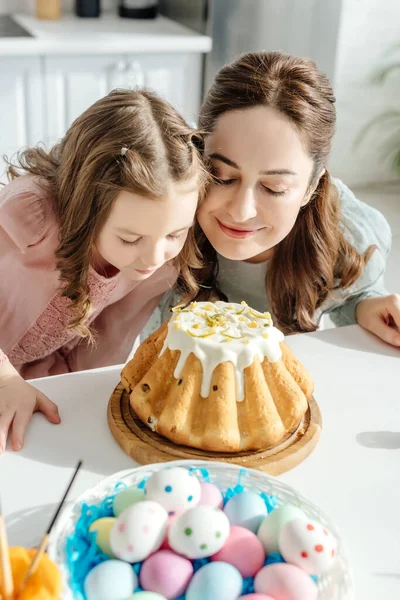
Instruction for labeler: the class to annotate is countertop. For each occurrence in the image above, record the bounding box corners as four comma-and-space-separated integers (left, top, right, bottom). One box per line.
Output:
0, 12, 212, 55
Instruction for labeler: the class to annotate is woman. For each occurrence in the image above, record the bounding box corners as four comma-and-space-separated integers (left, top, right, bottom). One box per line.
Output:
175, 51, 398, 346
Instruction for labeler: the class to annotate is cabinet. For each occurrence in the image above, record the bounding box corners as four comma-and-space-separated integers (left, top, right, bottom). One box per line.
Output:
43, 52, 202, 146
0, 57, 44, 172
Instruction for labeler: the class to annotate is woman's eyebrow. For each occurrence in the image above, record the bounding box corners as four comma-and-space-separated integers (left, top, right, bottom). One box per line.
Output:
209, 153, 296, 176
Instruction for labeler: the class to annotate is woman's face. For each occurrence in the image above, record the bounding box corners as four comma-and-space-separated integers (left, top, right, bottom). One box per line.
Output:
197, 105, 316, 262
95, 178, 198, 280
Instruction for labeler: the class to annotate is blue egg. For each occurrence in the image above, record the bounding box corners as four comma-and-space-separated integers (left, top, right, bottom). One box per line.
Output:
84, 560, 137, 600
224, 491, 268, 533
186, 562, 243, 600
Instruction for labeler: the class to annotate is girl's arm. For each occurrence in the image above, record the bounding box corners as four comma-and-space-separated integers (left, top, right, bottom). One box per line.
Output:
0, 176, 61, 452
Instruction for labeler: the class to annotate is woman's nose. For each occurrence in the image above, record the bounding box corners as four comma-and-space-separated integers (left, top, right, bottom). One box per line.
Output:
226, 186, 258, 223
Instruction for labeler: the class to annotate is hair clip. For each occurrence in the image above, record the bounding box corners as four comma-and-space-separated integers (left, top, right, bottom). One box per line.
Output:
121, 146, 129, 157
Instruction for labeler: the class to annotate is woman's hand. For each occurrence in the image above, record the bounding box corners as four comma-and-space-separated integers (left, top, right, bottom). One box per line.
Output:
0, 360, 61, 454
356, 294, 400, 347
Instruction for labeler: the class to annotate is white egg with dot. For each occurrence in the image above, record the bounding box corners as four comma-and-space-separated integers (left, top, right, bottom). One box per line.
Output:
145, 467, 201, 514
279, 517, 337, 575
110, 501, 168, 563
84, 560, 137, 600
168, 505, 230, 559
224, 491, 268, 533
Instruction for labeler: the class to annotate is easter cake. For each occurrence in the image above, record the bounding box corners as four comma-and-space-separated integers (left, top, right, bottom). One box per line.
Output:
49, 462, 352, 600
122, 301, 314, 452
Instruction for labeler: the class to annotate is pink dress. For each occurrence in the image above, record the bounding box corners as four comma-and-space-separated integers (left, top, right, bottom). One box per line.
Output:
0, 175, 176, 379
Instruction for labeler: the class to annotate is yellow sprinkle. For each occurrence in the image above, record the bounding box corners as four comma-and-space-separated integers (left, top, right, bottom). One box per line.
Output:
174, 323, 181, 330
264, 312, 271, 319
248, 322, 258, 329
204, 305, 214, 311
238, 316, 247, 322
243, 339, 250, 345
192, 323, 200, 329
241, 300, 247, 306
262, 332, 269, 339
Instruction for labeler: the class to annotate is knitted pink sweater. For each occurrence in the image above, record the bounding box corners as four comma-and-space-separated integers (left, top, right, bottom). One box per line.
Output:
0, 176, 176, 379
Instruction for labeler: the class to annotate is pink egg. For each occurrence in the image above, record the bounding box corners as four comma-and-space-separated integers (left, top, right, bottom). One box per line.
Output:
140, 550, 193, 599
211, 526, 265, 578
239, 595, 276, 600
198, 482, 224, 509
254, 563, 318, 600
160, 513, 180, 551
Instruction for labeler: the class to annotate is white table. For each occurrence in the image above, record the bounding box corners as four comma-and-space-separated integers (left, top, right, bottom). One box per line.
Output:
0, 325, 399, 599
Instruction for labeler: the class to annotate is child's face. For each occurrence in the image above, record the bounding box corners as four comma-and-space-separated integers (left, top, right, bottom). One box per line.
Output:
197, 105, 315, 263
95, 178, 198, 280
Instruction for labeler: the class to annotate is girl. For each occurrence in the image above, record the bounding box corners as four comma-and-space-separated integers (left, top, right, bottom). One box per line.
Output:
0, 88, 206, 453
185, 51, 399, 345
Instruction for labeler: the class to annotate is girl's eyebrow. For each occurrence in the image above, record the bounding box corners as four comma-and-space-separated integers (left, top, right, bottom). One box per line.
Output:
209, 152, 297, 176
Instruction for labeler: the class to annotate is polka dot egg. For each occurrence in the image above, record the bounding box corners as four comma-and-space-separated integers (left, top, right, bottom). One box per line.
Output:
168, 506, 230, 559
279, 517, 337, 575
110, 501, 168, 563
145, 468, 201, 514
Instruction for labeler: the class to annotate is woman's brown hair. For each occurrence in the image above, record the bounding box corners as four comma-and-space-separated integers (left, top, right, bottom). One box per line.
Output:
7, 89, 207, 337
195, 51, 373, 333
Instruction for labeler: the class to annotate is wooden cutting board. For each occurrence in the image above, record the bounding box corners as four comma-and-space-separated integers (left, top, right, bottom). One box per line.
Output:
107, 382, 322, 476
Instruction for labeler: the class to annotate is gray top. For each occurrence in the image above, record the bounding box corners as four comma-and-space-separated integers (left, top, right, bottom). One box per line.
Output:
143, 178, 392, 337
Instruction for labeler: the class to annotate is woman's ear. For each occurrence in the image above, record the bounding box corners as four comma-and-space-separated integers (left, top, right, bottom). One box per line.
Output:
301, 168, 326, 207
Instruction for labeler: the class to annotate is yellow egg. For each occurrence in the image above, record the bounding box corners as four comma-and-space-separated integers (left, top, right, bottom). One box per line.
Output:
89, 517, 116, 558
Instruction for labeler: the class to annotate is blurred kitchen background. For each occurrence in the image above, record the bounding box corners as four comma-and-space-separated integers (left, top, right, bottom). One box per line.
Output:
0, 0, 398, 291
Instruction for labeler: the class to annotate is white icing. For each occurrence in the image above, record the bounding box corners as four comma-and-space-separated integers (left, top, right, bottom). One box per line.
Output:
160, 301, 284, 401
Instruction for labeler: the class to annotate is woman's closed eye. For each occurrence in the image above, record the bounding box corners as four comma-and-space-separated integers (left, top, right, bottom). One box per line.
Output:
260, 183, 288, 197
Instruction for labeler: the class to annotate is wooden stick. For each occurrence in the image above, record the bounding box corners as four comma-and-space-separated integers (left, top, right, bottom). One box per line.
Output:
18, 460, 83, 595
0, 497, 14, 600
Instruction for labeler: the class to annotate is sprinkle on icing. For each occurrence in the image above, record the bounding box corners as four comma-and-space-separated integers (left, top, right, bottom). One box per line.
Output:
160, 301, 284, 401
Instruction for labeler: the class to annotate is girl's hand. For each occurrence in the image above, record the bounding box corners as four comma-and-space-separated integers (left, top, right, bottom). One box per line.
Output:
0, 360, 61, 454
356, 294, 400, 347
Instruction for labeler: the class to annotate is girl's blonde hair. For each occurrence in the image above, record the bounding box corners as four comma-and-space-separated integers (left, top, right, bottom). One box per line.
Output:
194, 52, 373, 333
7, 89, 207, 337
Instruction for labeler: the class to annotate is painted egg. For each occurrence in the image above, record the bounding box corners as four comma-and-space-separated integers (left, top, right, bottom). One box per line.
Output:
279, 518, 337, 575
211, 526, 265, 578
186, 562, 243, 600
89, 518, 116, 558
239, 596, 276, 599
257, 505, 305, 554
84, 560, 137, 600
254, 563, 318, 600
198, 482, 224, 509
110, 501, 168, 563
224, 491, 268, 533
169, 506, 230, 559
113, 486, 146, 517
140, 550, 193, 599
145, 468, 201, 514
130, 594, 167, 600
